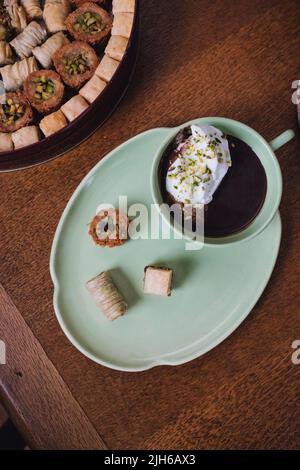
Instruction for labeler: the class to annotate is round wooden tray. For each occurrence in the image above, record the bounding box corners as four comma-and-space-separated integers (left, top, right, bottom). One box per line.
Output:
0, 1, 139, 172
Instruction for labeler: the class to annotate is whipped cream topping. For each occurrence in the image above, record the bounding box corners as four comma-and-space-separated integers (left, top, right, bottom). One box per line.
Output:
166, 125, 232, 205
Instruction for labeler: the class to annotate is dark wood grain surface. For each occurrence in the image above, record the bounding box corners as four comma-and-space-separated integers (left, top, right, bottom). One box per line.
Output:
1, 0, 300, 450
0, 285, 106, 449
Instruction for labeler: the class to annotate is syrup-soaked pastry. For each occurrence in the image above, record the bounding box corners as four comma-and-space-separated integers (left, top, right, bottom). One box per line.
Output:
112, 0, 135, 13
60, 94, 89, 121
105, 35, 128, 61
0, 131, 13, 151
86, 271, 128, 321
0, 56, 38, 90
39, 109, 67, 137
43, 0, 71, 33
33, 32, 69, 69
0, 91, 32, 132
10, 21, 47, 59
89, 208, 129, 247
79, 73, 106, 103
20, 0, 42, 20
65, 2, 112, 45
4, 0, 27, 32
24, 70, 65, 113
95, 54, 119, 82
53, 40, 98, 88
11, 124, 39, 148
111, 12, 134, 38
143, 266, 173, 297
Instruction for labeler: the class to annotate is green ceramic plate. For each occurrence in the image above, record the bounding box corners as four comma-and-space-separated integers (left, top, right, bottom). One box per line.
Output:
50, 128, 281, 371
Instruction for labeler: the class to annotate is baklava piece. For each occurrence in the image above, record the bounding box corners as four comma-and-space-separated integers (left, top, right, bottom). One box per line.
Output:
89, 208, 129, 247
95, 54, 119, 82
112, 0, 135, 14
39, 109, 67, 137
33, 32, 69, 69
10, 21, 47, 59
60, 94, 89, 121
0, 91, 32, 133
86, 271, 128, 321
11, 125, 40, 148
143, 266, 173, 297
105, 35, 128, 61
79, 74, 106, 103
0, 132, 13, 151
24, 70, 65, 114
53, 40, 98, 88
111, 12, 134, 38
43, 0, 70, 33
66, 2, 112, 45
0, 56, 38, 91
20, 0, 43, 20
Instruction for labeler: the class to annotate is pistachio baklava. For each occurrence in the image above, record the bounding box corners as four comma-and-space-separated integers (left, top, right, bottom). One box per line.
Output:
24, 70, 65, 113
65, 2, 112, 45
53, 40, 98, 88
0, 91, 32, 133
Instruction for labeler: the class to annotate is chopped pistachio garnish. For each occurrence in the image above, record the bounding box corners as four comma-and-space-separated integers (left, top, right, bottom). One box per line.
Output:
0, 98, 25, 126
32, 76, 55, 101
63, 54, 89, 75
166, 125, 232, 205
74, 12, 106, 34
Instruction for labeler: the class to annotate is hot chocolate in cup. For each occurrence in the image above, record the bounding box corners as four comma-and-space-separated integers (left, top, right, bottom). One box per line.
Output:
151, 117, 294, 246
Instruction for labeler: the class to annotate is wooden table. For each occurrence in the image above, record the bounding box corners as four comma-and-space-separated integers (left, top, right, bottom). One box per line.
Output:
1, 0, 300, 450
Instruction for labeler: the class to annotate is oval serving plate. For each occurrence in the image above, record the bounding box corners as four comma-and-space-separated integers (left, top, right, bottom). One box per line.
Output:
0, 0, 139, 172
50, 126, 281, 372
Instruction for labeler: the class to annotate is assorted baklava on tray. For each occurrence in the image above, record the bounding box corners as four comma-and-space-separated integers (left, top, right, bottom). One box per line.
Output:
0, 0, 135, 152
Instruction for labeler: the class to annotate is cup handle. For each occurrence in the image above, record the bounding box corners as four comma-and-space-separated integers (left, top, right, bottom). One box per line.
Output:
269, 129, 295, 151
